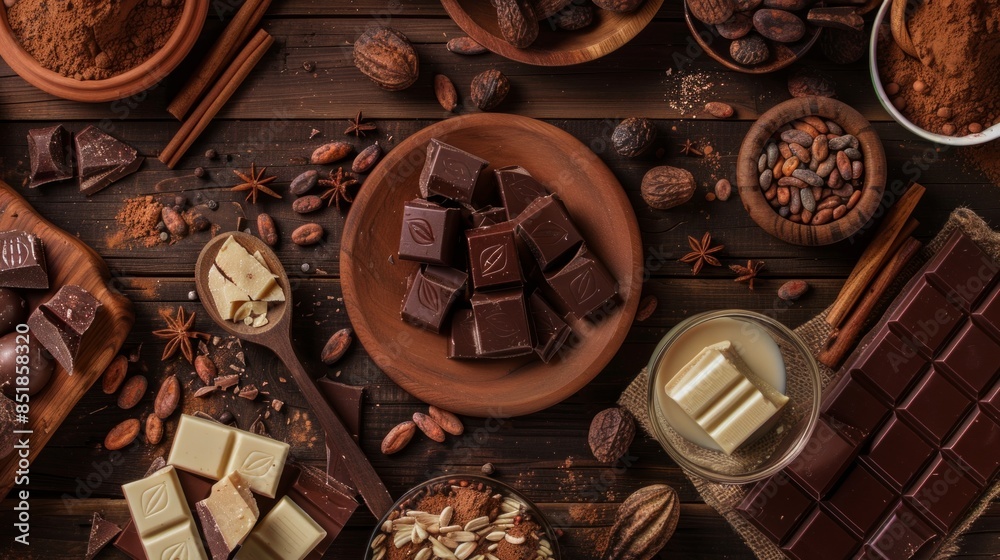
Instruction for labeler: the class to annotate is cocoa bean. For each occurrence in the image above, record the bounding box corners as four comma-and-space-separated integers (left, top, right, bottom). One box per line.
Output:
446, 36, 488, 55
818, 196, 842, 211
780, 129, 813, 148
792, 120, 820, 138
531, 0, 572, 19
800, 185, 816, 212
688, 0, 735, 25
714, 178, 733, 201
852, 160, 864, 180
161, 206, 187, 237
428, 406, 465, 436
759, 169, 774, 190
730, 33, 769, 65
843, 147, 862, 161
758, 152, 768, 173
837, 150, 853, 180
602, 485, 680, 560
154, 375, 181, 419
716, 13, 753, 40
788, 142, 811, 163
434, 74, 458, 112
847, 189, 862, 209
381, 421, 416, 454
146, 414, 164, 445
777, 186, 790, 205
801, 116, 829, 134
812, 207, 834, 225
553, 4, 593, 30
321, 328, 353, 365
792, 168, 824, 187
781, 156, 800, 176
766, 142, 780, 168
290, 170, 319, 195
777, 279, 809, 301
753, 9, 805, 43
413, 412, 446, 442
789, 187, 802, 213
101, 355, 128, 394
105, 419, 141, 451
705, 101, 735, 118
778, 141, 793, 159
811, 134, 829, 162
310, 141, 353, 165
353, 27, 419, 91
773, 156, 785, 179
291, 223, 324, 246
801, 209, 813, 222
779, 176, 808, 189
636, 294, 659, 321
257, 213, 278, 246
353, 143, 382, 174
194, 354, 216, 385
118, 375, 147, 410
817, 156, 837, 178
833, 204, 848, 219
292, 195, 323, 214
495, 0, 538, 48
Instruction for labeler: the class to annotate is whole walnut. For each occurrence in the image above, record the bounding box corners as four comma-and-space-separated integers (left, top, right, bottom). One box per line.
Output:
641, 166, 696, 210
612, 117, 658, 158
495, 0, 539, 48
471, 69, 511, 111
592, 0, 646, 12
353, 27, 419, 91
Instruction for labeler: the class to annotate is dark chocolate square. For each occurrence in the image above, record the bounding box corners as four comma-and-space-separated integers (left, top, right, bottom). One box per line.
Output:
887, 280, 963, 357
0, 231, 49, 289
863, 416, 935, 491
543, 245, 617, 321
935, 322, 1000, 397
399, 199, 463, 266
942, 409, 1000, 485
400, 267, 465, 333
825, 465, 897, 537
782, 508, 860, 560
470, 206, 507, 228
982, 380, 1000, 423
419, 139, 491, 207
516, 195, 584, 271
866, 503, 939, 560
904, 455, 982, 531
925, 231, 999, 310
27, 125, 74, 188
822, 373, 889, 442
851, 329, 926, 404
785, 418, 858, 498
897, 367, 971, 445
736, 472, 814, 545
74, 125, 143, 196
447, 309, 479, 359
972, 283, 1000, 340
466, 223, 523, 291
27, 284, 100, 374
470, 290, 533, 358
528, 292, 571, 363
495, 166, 548, 220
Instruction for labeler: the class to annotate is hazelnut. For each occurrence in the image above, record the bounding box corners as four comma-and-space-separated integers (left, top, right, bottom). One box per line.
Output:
969, 122, 984, 134
885, 82, 900, 96
936, 107, 952, 119
942, 123, 956, 136
892, 97, 907, 111
912, 80, 926, 93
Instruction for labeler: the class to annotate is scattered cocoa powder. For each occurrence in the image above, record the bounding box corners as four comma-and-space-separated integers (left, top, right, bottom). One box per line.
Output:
109, 195, 164, 248
8, 0, 184, 80
877, 0, 1000, 137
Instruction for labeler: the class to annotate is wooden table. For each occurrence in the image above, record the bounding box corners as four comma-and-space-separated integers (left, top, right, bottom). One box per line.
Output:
1, 2, 999, 558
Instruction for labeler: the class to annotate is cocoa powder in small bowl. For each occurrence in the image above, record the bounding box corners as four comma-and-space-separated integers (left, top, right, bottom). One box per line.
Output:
0, 0, 208, 102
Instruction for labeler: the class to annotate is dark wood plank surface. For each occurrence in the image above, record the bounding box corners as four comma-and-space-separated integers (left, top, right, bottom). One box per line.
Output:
1, 1, 999, 558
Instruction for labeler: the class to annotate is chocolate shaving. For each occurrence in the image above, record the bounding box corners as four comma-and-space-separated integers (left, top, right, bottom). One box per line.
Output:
85, 513, 122, 560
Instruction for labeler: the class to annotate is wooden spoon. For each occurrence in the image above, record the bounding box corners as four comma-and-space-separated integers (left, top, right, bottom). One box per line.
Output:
195, 232, 393, 518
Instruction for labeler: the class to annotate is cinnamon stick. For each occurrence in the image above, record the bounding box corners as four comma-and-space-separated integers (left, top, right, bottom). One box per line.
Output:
826, 183, 925, 328
166, 0, 271, 121
160, 30, 273, 168
818, 236, 922, 369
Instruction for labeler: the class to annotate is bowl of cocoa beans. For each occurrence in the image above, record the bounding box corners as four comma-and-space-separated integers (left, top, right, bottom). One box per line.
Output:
440, 0, 663, 66
683, 0, 824, 73
737, 97, 886, 246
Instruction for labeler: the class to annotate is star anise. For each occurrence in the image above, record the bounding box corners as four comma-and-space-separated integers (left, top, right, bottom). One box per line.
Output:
679, 232, 724, 275
318, 167, 359, 210
344, 110, 377, 137
679, 139, 704, 157
232, 163, 280, 204
153, 306, 210, 363
730, 260, 765, 291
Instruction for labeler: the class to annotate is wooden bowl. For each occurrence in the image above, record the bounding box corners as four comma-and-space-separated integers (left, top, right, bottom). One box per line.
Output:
0, 0, 208, 102
341, 114, 642, 417
440, 0, 663, 66
737, 97, 886, 246
683, 1, 822, 74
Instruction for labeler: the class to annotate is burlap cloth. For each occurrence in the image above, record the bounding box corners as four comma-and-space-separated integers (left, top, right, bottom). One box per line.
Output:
619, 208, 1000, 560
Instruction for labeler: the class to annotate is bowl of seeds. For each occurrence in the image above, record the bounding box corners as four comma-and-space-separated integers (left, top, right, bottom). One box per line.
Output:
737, 96, 886, 246
366, 475, 560, 560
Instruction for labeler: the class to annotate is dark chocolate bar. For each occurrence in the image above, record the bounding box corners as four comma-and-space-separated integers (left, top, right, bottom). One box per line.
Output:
0, 231, 48, 289
471, 289, 533, 358
75, 125, 143, 196
398, 199, 463, 266
516, 195, 583, 270
495, 166, 548, 220
400, 266, 466, 333
543, 245, 617, 320
736, 230, 1000, 560
466, 222, 523, 291
27, 284, 100, 373
419, 139, 491, 207
27, 125, 74, 188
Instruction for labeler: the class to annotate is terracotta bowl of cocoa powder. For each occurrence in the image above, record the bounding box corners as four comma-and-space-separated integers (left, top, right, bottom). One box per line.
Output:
0, 0, 208, 103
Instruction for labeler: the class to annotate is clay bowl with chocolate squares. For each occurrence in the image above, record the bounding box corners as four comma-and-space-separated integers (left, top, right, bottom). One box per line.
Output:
737, 96, 886, 246
439, 0, 663, 66
365, 475, 561, 560
0, 0, 208, 102
341, 113, 643, 417
869, 1, 1000, 146
682, 0, 823, 74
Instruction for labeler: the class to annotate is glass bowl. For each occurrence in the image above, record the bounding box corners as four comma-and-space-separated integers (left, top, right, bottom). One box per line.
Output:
365, 475, 560, 560
646, 310, 822, 484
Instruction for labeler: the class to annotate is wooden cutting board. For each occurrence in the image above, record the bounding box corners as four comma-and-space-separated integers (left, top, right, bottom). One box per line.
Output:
0, 182, 134, 499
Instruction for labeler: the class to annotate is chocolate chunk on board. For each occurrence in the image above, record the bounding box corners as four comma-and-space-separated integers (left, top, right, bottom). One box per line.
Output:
419, 139, 492, 207
27, 125, 74, 188
75, 125, 143, 196
0, 230, 48, 289
27, 284, 101, 373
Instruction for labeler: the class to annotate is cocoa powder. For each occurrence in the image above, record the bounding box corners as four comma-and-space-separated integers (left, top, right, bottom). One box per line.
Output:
7, 0, 184, 80
109, 195, 164, 248
877, 0, 1000, 136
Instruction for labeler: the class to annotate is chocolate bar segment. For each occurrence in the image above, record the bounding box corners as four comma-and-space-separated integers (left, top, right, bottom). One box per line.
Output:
736, 472, 813, 544
924, 230, 999, 310
782, 508, 860, 560
934, 322, 1000, 396
863, 416, 934, 491
121, 465, 209, 560
470, 206, 507, 228
529, 291, 571, 363
849, 330, 925, 404
495, 165, 548, 220
467, 223, 523, 291
75, 125, 143, 196
904, 455, 981, 531
471, 289, 533, 358
196, 472, 259, 560
27, 284, 100, 373
448, 309, 480, 359
866, 503, 939, 560
0, 231, 49, 289
236, 496, 327, 560
419, 139, 491, 207
825, 465, 896, 537
399, 199, 463, 266
401, 266, 467, 333
887, 280, 963, 356
543, 245, 617, 320
516, 195, 584, 270
821, 373, 888, 441
784, 418, 857, 498
942, 409, 1000, 484
283, 463, 358, 558
896, 368, 970, 444
27, 125, 74, 188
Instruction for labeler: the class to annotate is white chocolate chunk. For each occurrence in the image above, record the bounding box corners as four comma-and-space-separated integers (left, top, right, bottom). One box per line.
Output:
215, 236, 277, 300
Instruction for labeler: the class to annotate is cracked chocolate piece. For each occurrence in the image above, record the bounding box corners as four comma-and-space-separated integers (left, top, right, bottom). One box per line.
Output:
27, 284, 101, 373
0, 231, 48, 289
471, 289, 533, 358
516, 195, 583, 270
75, 125, 143, 195
495, 165, 548, 220
543, 244, 617, 320
398, 199, 463, 266
27, 125, 74, 188
418, 139, 491, 207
